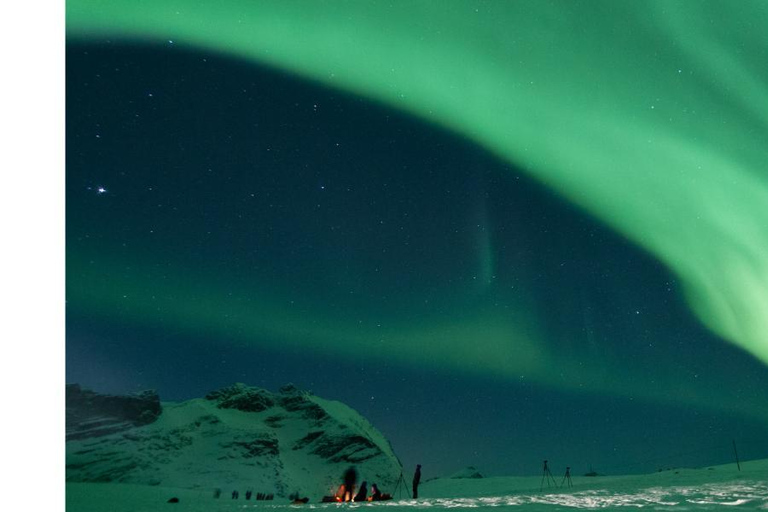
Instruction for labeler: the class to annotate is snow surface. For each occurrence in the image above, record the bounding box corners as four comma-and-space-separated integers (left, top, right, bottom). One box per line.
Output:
67, 458, 768, 511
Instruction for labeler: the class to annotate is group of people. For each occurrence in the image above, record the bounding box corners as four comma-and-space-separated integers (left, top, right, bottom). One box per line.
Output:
334, 481, 389, 502
214, 464, 423, 504
331, 466, 392, 502
330, 464, 422, 502
213, 489, 273, 500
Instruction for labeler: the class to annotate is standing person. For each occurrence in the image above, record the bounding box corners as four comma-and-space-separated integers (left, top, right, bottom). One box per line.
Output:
412, 464, 422, 499
343, 466, 358, 502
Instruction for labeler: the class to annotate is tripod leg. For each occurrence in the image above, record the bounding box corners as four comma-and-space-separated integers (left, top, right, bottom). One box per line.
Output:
547, 469, 558, 488
397, 472, 409, 500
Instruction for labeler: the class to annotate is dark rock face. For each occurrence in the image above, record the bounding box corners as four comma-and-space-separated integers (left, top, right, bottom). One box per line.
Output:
205, 383, 275, 412
278, 394, 328, 421
219, 434, 280, 459
311, 434, 379, 463
205, 382, 327, 421
292, 431, 324, 451
66, 384, 162, 441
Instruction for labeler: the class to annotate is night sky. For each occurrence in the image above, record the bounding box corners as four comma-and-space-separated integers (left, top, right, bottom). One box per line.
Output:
66, 2, 768, 478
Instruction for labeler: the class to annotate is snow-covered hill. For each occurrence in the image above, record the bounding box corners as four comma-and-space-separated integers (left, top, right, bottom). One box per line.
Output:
66, 383, 403, 499
446, 466, 484, 479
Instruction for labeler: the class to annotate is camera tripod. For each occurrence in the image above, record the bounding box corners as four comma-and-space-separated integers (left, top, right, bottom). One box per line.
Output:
540, 460, 558, 491
561, 466, 572, 489
392, 470, 412, 499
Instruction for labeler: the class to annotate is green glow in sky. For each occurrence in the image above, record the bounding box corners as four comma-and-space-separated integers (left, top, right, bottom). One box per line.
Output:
66, 0, 768, 398
67, 253, 768, 422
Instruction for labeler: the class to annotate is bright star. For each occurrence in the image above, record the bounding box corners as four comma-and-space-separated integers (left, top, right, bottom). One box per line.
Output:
97, 186, 107, 194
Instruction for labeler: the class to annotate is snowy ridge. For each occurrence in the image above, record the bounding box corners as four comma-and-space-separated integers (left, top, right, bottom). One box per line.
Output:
66, 383, 403, 499
66, 384, 162, 441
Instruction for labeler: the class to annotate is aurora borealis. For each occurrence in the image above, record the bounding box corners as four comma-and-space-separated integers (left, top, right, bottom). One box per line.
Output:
66, 1, 768, 474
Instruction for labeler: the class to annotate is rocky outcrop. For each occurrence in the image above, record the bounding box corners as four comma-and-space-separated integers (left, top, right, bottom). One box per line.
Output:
205, 383, 328, 422
205, 383, 275, 413
66, 384, 162, 441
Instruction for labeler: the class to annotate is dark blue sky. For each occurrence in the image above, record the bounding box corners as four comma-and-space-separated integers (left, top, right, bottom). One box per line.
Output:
66, 41, 768, 477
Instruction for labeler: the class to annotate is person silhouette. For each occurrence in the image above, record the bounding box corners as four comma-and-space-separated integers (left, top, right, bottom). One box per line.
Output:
354, 481, 368, 502
412, 464, 422, 499
370, 483, 382, 501
343, 466, 358, 502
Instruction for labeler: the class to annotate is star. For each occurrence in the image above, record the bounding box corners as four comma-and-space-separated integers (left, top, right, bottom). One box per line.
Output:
97, 186, 107, 194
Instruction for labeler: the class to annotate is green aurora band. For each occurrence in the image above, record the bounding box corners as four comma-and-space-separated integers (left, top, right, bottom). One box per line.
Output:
67, 1, 768, 416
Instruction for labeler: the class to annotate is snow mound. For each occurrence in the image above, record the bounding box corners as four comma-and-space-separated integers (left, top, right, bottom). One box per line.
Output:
448, 466, 484, 479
